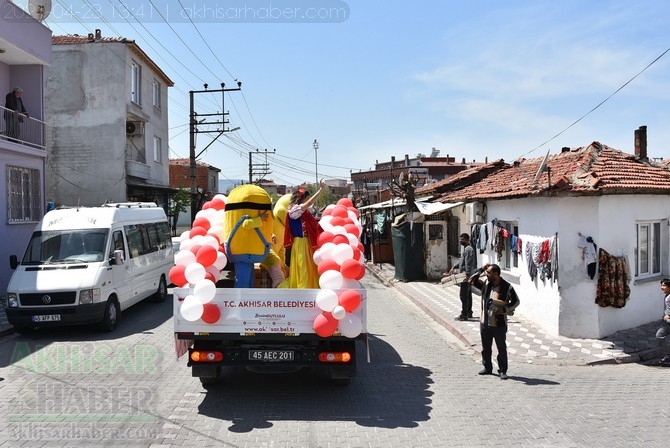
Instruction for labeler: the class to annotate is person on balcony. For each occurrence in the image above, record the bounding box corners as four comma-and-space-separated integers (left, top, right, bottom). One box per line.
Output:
4, 87, 28, 141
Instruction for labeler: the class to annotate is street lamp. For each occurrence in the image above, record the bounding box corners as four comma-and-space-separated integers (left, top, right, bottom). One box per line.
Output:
313, 139, 319, 187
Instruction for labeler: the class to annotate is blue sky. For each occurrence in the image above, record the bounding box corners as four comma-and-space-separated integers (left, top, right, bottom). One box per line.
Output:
17, 0, 670, 186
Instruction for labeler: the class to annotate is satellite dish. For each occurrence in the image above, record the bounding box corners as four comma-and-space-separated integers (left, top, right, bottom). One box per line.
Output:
28, 0, 52, 22
533, 149, 551, 184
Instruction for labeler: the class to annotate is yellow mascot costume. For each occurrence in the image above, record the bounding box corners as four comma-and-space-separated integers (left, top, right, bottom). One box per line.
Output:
224, 185, 274, 288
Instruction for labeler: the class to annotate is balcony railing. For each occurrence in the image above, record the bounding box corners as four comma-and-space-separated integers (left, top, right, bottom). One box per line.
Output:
1, 106, 46, 150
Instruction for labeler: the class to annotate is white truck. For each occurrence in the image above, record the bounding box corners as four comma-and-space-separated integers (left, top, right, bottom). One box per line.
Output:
173, 283, 367, 386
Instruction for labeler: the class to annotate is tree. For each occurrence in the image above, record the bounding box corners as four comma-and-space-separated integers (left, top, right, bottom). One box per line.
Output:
168, 188, 190, 235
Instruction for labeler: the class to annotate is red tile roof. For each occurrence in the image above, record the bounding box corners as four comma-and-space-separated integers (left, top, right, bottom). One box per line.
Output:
438, 142, 670, 202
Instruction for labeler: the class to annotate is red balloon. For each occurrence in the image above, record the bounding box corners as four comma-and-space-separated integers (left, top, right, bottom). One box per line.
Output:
340, 259, 363, 279
318, 259, 340, 276
190, 226, 207, 237
193, 217, 211, 231
355, 263, 366, 280
351, 248, 362, 261
313, 312, 339, 337
330, 217, 346, 227
331, 205, 348, 218
322, 206, 333, 216
169, 265, 187, 287
332, 234, 349, 245
196, 245, 218, 267
204, 272, 217, 283
338, 290, 361, 312
201, 303, 221, 324
344, 223, 360, 237
201, 201, 212, 210
337, 198, 354, 208
317, 231, 335, 247
210, 198, 226, 211
189, 244, 202, 256
347, 206, 359, 218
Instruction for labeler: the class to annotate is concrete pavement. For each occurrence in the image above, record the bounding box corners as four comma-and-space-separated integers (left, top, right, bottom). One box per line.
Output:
366, 262, 662, 366
0, 265, 662, 366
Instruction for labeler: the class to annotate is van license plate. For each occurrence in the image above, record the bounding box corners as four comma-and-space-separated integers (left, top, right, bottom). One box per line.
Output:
248, 350, 294, 362
32, 314, 61, 322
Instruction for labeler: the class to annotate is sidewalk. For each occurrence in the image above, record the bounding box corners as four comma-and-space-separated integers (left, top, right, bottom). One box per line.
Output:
366, 263, 661, 366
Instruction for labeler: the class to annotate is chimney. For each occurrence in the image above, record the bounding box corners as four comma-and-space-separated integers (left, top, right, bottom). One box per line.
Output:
634, 125, 647, 160
87, 33, 94, 42
405, 154, 409, 166
561, 147, 570, 153
95, 29, 102, 41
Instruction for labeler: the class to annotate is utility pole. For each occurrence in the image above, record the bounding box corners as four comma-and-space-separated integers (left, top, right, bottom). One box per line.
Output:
248, 148, 275, 184
313, 139, 319, 186
189, 81, 241, 223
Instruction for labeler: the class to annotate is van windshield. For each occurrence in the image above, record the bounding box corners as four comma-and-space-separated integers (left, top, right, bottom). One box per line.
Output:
22, 230, 109, 265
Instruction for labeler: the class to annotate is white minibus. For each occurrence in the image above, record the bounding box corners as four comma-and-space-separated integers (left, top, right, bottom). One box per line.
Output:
5, 203, 174, 332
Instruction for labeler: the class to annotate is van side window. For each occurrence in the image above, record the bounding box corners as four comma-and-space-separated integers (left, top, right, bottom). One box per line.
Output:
125, 224, 143, 258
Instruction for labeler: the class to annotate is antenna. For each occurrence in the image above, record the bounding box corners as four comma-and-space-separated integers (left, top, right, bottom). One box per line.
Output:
28, 0, 52, 22
533, 148, 551, 184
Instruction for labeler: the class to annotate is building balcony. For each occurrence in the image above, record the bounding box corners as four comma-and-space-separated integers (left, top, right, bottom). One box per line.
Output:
0, 107, 46, 150
126, 159, 150, 180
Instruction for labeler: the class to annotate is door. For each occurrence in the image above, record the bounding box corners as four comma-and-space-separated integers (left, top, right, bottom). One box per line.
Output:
110, 230, 132, 305
424, 221, 448, 280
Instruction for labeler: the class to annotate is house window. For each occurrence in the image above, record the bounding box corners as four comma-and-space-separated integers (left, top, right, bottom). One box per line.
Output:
500, 221, 519, 270
7, 165, 41, 222
131, 62, 141, 105
447, 216, 460, 257
152, 80, 161, 108
636, 221, 661, 278
153, 136, 162, 162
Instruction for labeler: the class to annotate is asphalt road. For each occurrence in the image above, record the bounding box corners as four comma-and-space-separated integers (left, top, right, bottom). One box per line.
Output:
0, 275, 666, 447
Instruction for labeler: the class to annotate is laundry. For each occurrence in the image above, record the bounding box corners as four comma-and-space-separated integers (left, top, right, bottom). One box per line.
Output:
595, 248, 630, 308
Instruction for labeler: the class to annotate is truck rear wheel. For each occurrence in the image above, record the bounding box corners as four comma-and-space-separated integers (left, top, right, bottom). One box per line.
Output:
199, 367, 222, 389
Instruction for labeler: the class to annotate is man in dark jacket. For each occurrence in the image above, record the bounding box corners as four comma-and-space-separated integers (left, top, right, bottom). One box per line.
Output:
471, 263, 520, 379
447, 233, 476, 320
4, 87, 28, 141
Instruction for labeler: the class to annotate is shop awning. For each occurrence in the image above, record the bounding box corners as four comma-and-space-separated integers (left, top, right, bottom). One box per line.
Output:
414, 201, 463, 215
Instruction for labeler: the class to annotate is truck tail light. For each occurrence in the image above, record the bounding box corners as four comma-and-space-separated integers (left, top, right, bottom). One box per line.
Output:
190, 350, 223, 362
318, 352, 352, 363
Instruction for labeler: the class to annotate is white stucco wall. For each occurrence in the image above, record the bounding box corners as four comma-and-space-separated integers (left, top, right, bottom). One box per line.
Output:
462, 195, 670, 339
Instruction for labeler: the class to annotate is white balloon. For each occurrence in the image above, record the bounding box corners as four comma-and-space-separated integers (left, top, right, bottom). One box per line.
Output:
213, 193, 227, 202
342, 278, 363, 290
214, 251, 228, 270
346, 233, 359, 246
184, 262, 206, 284
332, 305, 346, 320
319, 270, 343, 290
319, 242, 336, 261
193, 279, 216, 304
338, 314, 363, 338
347, 210, 359, 222
179, 230, 191, 242
201, 235, 220, 249
316, 289, 338, 312
175, 250, 196, 267
331, 225, 346, 235
313, 248, 323, 265
324, 204, 336, 214
179, 239, 195, 252
332, 243, 354, 265
180, 295, 204, 321
205, 264, 222, 282
207, 225, 224, 241
319, 215, 334, 228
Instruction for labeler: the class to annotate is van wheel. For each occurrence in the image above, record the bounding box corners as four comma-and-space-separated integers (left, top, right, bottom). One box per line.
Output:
99, 299, 120, 332
152, 276, 168, 303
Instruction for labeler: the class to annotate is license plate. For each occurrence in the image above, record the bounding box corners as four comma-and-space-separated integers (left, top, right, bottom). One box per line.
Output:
248, 350, 294, 362
32, 314, 61, 322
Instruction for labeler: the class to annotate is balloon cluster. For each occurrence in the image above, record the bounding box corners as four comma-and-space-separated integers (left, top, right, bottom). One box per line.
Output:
311, 198, 366, 338
170, 194, 228, 324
